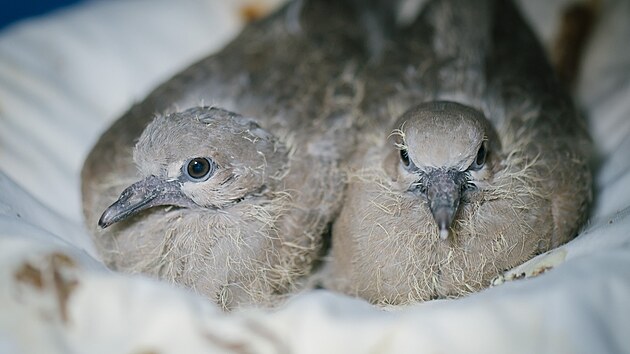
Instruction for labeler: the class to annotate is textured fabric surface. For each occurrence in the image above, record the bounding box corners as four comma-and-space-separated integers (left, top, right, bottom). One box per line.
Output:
1, 0, 629, 353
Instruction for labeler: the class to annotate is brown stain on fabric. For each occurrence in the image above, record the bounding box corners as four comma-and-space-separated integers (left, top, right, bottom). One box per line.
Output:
239, 3, 271, 23
14, 263, 45, 289
13, 252, 79, 323
552, 0, 600, 88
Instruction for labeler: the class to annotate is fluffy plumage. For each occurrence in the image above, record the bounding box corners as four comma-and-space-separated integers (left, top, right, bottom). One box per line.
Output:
324, 0, 592, 305
81, 0, 370, 309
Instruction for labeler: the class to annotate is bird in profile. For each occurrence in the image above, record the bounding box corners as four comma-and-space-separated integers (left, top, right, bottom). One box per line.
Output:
94, 107, 298, 307
81, 0, 370, 309
324, 0, 592, 305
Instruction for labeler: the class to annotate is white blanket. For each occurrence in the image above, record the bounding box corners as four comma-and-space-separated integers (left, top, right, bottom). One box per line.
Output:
1, 0, 629, 353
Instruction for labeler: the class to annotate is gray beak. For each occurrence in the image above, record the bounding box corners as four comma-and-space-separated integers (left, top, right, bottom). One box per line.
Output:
425, 169, 463, 240
98, 175, 194, 228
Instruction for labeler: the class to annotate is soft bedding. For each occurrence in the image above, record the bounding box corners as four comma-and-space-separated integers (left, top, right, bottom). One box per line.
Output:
1, 0, 629, 353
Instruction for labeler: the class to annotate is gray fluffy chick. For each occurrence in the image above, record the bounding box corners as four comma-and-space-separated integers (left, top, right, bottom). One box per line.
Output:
81, 0, 370, 309
324, 0, 592, 305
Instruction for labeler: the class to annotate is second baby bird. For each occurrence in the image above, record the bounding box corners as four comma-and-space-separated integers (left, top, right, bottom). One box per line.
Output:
325, 0, 592, 304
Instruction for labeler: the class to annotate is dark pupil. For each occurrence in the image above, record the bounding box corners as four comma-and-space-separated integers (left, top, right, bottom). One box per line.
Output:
475, 144, 487, 166
188, 158, 210, 178
400, 149, 410, 166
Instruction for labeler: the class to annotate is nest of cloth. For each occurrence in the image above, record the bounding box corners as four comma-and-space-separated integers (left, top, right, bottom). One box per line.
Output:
1, 0, 629, 352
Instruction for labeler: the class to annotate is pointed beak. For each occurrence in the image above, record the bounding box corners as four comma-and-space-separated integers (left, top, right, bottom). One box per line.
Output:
425, 169, 463, 240
98, 175, 193, 228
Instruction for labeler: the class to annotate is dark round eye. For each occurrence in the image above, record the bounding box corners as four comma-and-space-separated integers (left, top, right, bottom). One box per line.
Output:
185, 158, 214, 180
400, 149, 410, 167
470, 143, 487, 171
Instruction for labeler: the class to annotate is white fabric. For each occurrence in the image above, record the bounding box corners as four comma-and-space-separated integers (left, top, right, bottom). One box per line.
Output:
1, 0, 629, 353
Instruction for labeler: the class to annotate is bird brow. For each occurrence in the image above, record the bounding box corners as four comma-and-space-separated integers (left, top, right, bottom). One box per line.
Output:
388, 127, 406, 143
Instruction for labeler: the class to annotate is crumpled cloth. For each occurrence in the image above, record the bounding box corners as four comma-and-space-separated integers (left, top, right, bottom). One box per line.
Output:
1, 0, 629, 353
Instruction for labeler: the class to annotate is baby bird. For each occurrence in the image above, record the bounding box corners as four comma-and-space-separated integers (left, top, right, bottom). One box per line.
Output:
96, 107, 295, 307
325, 0, 592, 304
388, 101, 499, 241
82, 0, 369, 309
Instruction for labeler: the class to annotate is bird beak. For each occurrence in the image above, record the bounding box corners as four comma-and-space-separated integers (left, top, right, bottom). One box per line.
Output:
425, 169, 463, 240
98, 175, 193, 228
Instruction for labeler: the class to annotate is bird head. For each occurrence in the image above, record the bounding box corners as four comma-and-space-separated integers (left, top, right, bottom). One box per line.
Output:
386, 101, 501, 240
98, 106, 288, 228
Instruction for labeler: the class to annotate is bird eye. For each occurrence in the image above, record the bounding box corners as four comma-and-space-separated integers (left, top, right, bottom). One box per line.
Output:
470, 143, 487, 171
400, 149, 410, 167
185, 157, 214, 181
